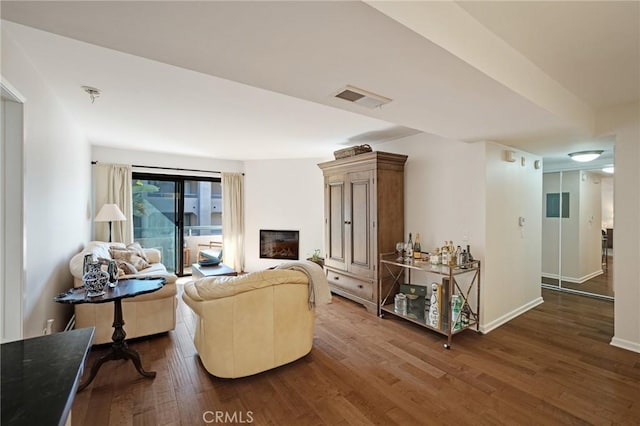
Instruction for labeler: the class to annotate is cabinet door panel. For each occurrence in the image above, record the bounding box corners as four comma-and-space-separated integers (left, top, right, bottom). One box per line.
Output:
349, 172, 374, 278
325, 179, 346, 270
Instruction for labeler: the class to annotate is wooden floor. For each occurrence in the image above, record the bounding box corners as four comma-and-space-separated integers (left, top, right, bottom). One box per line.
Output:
72, 289, 640, 425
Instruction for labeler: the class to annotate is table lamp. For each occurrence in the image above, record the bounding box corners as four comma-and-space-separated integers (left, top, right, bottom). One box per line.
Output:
95, 204, 126, 242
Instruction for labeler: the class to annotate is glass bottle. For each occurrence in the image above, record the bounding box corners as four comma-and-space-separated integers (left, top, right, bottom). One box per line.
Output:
430, 247, 441, 265
451, 295, 462, 331
459, 249, 469, 266
413, 233, 422, 259
406, 233, 413, 260
441, 242, 449, 266
428, 283, 440, 328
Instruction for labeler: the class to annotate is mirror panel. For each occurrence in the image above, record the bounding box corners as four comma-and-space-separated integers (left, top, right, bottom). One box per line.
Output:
541, 171, 561, 289
542, 167, 614, 299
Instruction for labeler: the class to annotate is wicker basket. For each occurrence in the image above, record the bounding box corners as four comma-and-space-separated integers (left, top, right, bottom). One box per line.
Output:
333, 144, 372, 160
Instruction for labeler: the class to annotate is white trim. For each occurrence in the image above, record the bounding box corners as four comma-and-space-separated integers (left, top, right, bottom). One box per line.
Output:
1, 77, 25, 342
610, 337, 640, 353
0, 78, 26, 103
541, 269, 603, 284
541, 283, 613, 301
480, 297, 544, 334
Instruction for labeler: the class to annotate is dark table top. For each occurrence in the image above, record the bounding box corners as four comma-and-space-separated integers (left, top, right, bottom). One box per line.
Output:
1, 327, 95, 426
54, 277, 165, 305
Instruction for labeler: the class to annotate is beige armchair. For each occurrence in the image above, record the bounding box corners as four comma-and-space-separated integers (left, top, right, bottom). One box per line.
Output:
182, 269, 316, 378
69, 241, 178, 344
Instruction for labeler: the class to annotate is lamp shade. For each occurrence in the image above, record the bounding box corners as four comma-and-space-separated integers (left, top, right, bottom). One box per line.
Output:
95, 204, 126, 222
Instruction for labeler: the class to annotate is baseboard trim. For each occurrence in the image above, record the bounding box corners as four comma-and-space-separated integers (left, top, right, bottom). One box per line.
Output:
480, 297, 544, 334
575, 270, 604, 283
541, 270, 603, 284
610, 337, 640, 353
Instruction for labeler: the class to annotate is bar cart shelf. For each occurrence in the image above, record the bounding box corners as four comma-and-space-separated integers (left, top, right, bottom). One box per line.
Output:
378, 253, 481, 349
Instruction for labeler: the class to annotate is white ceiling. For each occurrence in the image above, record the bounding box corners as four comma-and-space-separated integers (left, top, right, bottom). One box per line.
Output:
1, 1, 638, 163
458, 1, 640, 110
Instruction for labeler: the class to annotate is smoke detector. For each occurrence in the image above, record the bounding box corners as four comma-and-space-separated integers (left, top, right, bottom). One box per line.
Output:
334, 85, 391, 109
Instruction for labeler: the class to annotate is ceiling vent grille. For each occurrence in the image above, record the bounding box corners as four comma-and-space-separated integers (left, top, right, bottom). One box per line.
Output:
334, 85, 392, 109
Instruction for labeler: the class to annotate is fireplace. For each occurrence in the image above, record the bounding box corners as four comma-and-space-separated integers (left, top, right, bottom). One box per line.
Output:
260, 230, 299, 260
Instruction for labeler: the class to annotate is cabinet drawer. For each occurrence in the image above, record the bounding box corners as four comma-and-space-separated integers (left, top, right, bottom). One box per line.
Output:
326, 270, 373, 301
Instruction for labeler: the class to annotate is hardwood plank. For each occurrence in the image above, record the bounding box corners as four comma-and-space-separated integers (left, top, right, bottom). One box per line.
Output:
72, 288, 640, 425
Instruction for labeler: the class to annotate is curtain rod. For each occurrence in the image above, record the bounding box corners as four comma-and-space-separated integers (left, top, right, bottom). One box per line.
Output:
90, 161, 244, 175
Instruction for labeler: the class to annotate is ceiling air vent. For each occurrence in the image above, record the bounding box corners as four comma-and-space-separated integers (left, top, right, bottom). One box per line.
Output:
334, 85, 392, 109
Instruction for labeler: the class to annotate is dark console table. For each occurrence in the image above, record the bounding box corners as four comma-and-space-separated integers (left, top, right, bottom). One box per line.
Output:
54, 277, 165, 391
1, 327, 94, 426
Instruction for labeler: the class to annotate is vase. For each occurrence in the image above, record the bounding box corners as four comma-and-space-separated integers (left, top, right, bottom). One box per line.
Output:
83, 261, 109, 297
107, 260, 119, 288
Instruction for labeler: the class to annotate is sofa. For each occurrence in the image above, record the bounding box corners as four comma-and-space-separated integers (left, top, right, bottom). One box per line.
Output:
69, 241, 178, 344
182, 265, 328, 378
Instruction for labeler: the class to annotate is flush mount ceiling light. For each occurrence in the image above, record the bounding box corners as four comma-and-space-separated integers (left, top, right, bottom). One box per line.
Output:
602, 166, 614, 174
81, 85, 101, 103
568, 150, 604, 162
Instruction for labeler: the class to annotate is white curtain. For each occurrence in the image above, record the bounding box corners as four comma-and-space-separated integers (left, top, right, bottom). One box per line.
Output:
94, 163, 133, 244
222, 172, 245, 273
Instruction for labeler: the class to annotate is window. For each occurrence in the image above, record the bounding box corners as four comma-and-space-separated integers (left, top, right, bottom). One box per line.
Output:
132, 173, 221, 275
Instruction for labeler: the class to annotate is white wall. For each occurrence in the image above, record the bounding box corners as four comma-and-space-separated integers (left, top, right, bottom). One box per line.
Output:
377, 134, 486, 256
243, 158, 325, 272
601, 176, 614, 230
597, 102, 640, 353
579, 171, 602, 280
559, 171, 581, 280
483, 142, 542, 332
376, 136, 542, 332
378, 134, 485, 316
542, 171, 603, 283
92, 146, 244, 175
2, 30, 92, 337
1, 88, 25, 342
542, 173, 560, 277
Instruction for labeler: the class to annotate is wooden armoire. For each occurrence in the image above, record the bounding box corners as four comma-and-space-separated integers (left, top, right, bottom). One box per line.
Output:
318, 151, 407, 313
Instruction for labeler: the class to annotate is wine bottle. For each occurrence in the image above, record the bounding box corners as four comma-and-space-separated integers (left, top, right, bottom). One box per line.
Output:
406, 233, 413, 260
413, 233, 422, 259
467, 244, 474, 262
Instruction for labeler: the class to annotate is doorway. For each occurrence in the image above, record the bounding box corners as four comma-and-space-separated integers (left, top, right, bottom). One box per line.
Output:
541, 165, 614, 300
1, 81, 25, 342
132, 173, 222, 276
